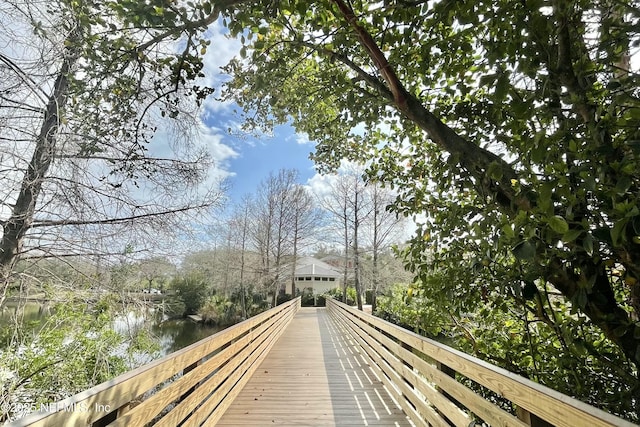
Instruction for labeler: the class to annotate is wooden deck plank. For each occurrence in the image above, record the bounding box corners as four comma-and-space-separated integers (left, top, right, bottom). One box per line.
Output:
216, 307, 414, 426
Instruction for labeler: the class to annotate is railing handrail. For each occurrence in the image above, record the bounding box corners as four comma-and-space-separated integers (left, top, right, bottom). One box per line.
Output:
327, 298, 634, 427
9, 297, 301, 427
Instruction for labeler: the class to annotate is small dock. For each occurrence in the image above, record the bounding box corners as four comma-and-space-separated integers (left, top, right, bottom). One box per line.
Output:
187, 314, 203, 323
216, 307, 412, 426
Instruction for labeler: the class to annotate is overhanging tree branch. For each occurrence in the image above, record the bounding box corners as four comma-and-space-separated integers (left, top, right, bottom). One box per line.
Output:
30, 203, 214, 228
322, 0, 640, 369
329, 0, 531, 212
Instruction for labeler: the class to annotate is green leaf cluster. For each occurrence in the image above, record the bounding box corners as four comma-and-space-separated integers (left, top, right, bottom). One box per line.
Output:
171, 273, 211, 315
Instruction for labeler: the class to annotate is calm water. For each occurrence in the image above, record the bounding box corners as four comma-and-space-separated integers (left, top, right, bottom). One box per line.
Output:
0, 301, 224, 358
151, 315, 223, 355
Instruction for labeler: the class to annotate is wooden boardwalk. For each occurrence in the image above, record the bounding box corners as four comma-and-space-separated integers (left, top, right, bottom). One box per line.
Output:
216, 307, 414, 426
13, 299, 633, 427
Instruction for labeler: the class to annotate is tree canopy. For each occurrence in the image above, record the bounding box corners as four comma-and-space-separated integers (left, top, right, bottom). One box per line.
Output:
0, 0, 233, 304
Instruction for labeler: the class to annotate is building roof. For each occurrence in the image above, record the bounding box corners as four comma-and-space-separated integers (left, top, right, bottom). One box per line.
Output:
294, 257, 341, 278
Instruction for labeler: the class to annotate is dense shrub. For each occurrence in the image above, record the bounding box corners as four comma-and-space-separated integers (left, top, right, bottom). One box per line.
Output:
171, 274, 209, 316
276, 293, 292, 305
301, 288, 315, 307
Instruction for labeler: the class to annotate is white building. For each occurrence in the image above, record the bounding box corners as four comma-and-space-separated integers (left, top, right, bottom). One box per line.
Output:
292, 257, 341, 294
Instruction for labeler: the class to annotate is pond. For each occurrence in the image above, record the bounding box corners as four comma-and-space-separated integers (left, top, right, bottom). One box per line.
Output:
0, 301, 225, 358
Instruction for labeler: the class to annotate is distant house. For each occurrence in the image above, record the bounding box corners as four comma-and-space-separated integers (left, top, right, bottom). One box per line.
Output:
292, 257, 341, 294
320, 254, 353, 270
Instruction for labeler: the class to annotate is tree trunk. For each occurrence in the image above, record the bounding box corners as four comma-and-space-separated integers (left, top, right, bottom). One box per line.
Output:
372, 249, 379, 313
353, 191, 363, 311
239, 221, 247, 318
0, 43, 78, 307
371, 188, 379, 313
291, 225, 298, 296
342, 198, 349, 303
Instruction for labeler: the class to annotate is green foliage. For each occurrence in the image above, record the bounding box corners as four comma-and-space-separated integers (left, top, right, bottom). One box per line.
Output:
325, 287, 343, 301
248, 297, 270, 317
376, 284, 448, 337
171, 274, 209, 316
326, 286, 357, 305
300, 288, 314, 307
377, 282, 636, 418
345, 287, 357, 306
197, 289, 269, 325
199, 295, 242, 326
0, 300, 158, 422
277, 293, 294, 305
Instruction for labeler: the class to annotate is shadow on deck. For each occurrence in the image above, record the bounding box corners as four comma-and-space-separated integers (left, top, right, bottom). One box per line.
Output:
216, 308, 412, 426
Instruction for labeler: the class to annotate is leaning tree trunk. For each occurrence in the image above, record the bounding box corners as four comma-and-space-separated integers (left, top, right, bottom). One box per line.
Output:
0, 44, 77, 307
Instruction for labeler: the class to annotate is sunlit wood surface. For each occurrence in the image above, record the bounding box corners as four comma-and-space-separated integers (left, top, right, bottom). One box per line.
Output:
216, 307, 414, 426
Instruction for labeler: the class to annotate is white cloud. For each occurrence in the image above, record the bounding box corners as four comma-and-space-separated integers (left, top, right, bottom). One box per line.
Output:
197, 122, 238, 181
199, 20, 243, 115
305, 172, 336, 200
295, 132, 313, 145
304, 159, 365, 200
202, 21, 242, 84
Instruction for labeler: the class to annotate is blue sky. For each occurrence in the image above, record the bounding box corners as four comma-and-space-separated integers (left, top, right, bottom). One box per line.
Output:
191, 21, 322, 207
221, 124, 317, 203
151, 20, 386, 225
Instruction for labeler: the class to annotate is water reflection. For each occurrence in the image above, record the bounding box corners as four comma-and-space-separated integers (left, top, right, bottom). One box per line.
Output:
0, 302, 52, 325
152, 319, 222, 355
0, 302, 50, 346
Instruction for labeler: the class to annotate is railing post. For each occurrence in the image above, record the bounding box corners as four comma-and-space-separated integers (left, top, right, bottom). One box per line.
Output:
434, 361, 466, 420
436, 362, 456, 401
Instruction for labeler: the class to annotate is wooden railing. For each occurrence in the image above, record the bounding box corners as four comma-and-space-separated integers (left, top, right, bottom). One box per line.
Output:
326, 298, 634, 427
10, 297, 300, 427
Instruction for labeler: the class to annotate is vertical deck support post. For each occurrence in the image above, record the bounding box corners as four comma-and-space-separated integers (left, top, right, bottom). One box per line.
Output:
434, 361, 463, 420
435, 362, 456, 401
399, 340, 416, 412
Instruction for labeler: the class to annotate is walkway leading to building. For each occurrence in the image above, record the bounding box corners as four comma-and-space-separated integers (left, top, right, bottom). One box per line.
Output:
217, 307, 413, 426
